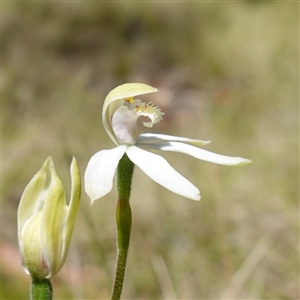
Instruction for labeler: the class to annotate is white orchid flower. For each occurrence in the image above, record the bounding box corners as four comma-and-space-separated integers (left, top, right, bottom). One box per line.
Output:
85, 83, 251, 202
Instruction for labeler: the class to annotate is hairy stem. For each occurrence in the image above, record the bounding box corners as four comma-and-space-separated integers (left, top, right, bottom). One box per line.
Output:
30, 278, 52, 300
111, 153, 134, 300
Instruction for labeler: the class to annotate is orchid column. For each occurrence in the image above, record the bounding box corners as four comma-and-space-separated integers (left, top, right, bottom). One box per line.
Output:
84, 83, 251, 299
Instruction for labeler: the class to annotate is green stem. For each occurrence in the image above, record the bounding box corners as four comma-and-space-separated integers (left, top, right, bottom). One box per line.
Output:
111, 153, 134, 300
30, 278, 52, 300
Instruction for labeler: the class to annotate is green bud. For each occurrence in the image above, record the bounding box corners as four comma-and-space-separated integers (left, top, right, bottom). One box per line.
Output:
17, 156, 81, 279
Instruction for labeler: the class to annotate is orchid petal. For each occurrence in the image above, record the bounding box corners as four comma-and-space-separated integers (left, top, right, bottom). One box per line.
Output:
102, 83, 158, 145
126, 146, 200, 200
144, 141, 251, 166
84, 145, 127, 203
137, 133, 211, 146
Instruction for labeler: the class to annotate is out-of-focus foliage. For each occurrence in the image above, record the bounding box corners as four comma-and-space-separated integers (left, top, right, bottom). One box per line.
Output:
2, 2, 298, 299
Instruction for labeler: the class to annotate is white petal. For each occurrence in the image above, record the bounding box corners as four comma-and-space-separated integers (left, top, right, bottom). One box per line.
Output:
144, 141, 251, 166
84, 146, 127, 203
137, 133, 211, 146
126, 146, 200, 200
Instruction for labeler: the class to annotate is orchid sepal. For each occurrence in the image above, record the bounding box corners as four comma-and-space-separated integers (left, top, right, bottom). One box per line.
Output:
141, 141, 252, 166
137, 133, 211, 146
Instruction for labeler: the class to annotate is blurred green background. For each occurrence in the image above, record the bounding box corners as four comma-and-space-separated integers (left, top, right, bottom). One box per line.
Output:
2, 1, 298, 299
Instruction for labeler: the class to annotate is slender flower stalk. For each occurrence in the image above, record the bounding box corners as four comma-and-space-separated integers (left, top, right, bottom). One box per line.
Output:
18, 157, 81, 300
84, 83, 251, 299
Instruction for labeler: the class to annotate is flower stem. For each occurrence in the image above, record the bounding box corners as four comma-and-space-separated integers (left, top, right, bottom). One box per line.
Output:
111, 153, 134, 300
30, 278, 52, 300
